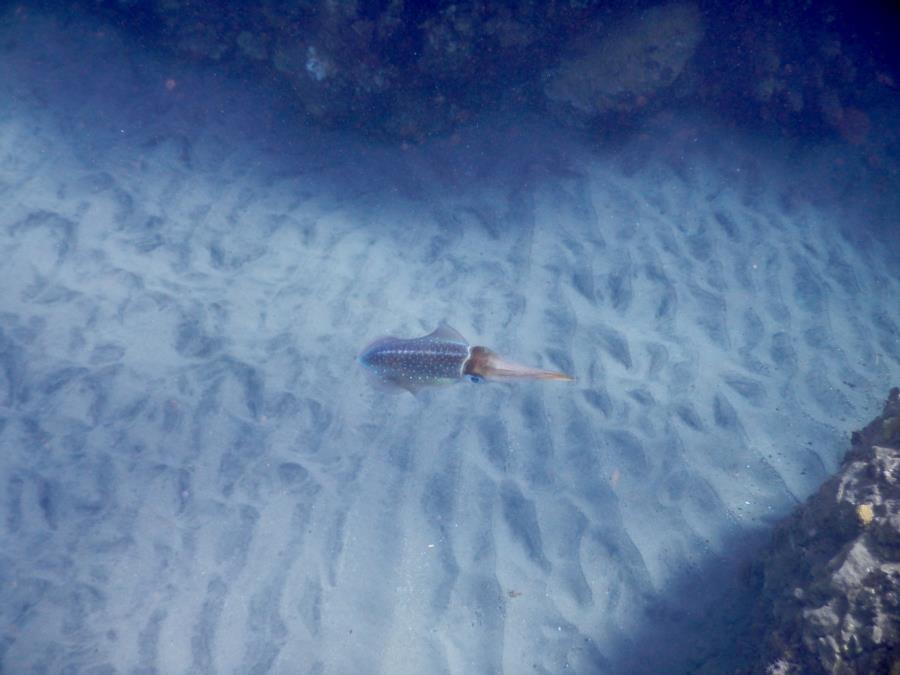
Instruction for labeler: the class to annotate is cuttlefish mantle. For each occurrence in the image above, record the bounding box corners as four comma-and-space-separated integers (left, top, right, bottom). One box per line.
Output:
358, 323, 574, 394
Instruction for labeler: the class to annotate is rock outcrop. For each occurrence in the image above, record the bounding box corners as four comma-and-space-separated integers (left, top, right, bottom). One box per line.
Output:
543, 2, 704, 124
744, 388, 900, 675
699, 0, 896, 144
84, 0, 598, 140
76, 1, 896, 142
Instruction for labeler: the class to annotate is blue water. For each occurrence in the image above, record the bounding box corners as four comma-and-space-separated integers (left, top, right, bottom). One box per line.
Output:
0, 7, 898, 675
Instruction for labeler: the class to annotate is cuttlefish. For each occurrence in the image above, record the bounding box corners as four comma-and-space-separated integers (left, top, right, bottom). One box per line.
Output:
358, 323, 574, 394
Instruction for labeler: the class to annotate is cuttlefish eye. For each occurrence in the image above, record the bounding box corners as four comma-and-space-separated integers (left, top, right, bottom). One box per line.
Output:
467, 374, 484, 384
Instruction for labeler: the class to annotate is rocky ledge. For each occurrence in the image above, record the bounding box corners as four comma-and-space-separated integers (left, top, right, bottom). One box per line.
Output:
72, 0, 897, 142
744, 388, 900, 675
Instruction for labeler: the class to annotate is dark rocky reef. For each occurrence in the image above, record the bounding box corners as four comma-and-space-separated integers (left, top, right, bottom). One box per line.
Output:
75, 0, 898, 142
542, 2, 705, 127
84, 0, 604, 140
696, 1, 899, 143
741, 388, 900, 675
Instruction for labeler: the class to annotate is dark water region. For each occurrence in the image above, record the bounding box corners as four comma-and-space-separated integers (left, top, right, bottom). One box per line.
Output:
0, 1, 898, 674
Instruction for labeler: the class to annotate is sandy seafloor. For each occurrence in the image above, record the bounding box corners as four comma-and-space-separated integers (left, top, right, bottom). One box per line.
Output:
1, 9, 899, 675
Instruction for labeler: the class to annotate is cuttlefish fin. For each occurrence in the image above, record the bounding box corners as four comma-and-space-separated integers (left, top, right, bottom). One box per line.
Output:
400, 382, 428, 396
358, 335, 399, 358
362, 369, 404, 394
362, 369, 426, 396
426, 322, 468, 345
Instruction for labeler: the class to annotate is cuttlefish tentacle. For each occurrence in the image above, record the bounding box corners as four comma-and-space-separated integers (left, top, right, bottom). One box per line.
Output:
462, 346, 574, 382
358, 323, 574, 394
